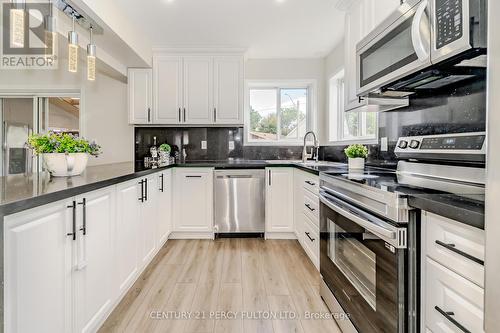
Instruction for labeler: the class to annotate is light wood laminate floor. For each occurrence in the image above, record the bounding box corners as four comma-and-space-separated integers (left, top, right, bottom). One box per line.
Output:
99, 238, 341, 333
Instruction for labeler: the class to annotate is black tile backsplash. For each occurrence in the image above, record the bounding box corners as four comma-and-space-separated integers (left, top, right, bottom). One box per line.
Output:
135, 79, 486, 166
135, 127, 303, 162
320, 78, 487, 166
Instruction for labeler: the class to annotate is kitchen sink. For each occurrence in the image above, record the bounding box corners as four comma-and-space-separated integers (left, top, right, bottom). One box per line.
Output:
265, 160, 345, 167
301, 161, 345, 167
265, 160, 302, 164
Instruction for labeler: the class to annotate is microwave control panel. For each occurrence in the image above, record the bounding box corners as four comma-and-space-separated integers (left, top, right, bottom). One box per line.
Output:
435, 0, 463, 49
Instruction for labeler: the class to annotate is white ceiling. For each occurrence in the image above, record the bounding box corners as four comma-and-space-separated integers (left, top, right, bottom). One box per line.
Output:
117, 0, 345, 59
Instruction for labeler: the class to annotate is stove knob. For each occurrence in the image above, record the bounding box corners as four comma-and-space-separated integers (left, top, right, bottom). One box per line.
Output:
409, 140, 420, 149
398, 140, 408, 149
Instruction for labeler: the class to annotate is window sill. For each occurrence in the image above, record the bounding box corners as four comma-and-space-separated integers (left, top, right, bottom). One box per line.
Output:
243, 141, 305, 147
324, 137, 379, 146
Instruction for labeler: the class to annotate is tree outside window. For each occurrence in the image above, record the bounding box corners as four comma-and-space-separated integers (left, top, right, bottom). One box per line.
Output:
248, 86, 309, 143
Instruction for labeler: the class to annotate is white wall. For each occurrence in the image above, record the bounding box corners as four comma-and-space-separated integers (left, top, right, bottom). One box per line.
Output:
0, 45, 133, 166
245, 58, 326, 142
485, 0, 500, 330
325, 41, 345, 80
323, 41, 345, 144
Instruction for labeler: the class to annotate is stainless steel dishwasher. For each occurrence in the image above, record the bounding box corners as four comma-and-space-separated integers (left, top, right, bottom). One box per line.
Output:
214, 169, 265, 236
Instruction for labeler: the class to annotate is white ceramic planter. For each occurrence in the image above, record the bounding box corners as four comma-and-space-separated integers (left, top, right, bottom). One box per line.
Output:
348, 157, 365, 170
43, 153, 89, 177
159, 150, 170, 164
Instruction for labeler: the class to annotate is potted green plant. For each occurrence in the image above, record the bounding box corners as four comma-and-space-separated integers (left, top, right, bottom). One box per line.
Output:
158, 143, 171, 164
344, 144, 368, 170
27, 132, 101, 176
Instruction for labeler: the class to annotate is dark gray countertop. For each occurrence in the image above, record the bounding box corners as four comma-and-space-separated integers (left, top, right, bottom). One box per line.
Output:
0, 160, 324, 217
0, 162, 165, 216
0, 160, 485, 229
408, 193, 484, 229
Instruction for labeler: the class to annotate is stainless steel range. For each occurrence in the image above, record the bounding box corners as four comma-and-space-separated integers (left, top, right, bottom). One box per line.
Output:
319, 132, 486, 333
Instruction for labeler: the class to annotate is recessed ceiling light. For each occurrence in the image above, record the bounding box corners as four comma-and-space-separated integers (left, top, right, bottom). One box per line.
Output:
275, 0, 286, 3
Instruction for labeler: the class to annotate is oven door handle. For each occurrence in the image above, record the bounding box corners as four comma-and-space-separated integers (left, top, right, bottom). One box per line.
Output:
320, 190, 406, 248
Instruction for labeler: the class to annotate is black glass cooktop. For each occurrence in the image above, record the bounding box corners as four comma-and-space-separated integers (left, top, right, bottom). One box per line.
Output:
322, 167, 485, 203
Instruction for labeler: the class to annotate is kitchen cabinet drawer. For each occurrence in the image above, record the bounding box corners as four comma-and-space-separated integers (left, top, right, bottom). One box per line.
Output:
425, 258, 484, 333
302, 189, 319, 225
303, 174, 319, 195
302, 213, 319, 269
424, 212, 485, 287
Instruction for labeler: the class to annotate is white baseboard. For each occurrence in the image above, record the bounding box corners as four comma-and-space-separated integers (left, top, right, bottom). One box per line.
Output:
265, 232, 297, 240
169, 231, 215, 239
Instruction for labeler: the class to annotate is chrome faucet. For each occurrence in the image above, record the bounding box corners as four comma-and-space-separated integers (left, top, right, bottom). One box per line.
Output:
302, 131, 319, 163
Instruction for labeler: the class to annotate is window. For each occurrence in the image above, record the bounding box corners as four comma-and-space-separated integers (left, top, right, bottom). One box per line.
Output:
246, 81, 315, 144
0, 93, 81, 176
329, 70, 377, 143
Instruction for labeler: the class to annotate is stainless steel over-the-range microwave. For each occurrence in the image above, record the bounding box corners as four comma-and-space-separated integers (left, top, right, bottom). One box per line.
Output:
356, 0, 487, 96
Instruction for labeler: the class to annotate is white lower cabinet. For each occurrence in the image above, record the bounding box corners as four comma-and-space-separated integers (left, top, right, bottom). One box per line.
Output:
425, 258, 484, 333
4, 199, 74, 333
265, 167, 294, 235
115, 179, 141, 296
422, 211, 485, 333
173, 168, 214, 236
139, 174, 159, 266
74, 187, 115, 333
293, 169, 320, 269
156, 169, 172, 246
4, 169, 174, 333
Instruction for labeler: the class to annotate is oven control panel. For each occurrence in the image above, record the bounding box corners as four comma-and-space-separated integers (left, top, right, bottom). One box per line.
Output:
395, 132, 486, 161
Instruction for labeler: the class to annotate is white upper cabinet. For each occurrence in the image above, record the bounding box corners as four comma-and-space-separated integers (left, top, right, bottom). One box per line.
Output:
343, 0, 400, 111
213, 56, 244, 124
128, 68, 153, 124
147, 53, 244, 125
370, 0, 401, 27
183, 56, 214, 124
153, 56, 183, 124
344, 2, 365, 111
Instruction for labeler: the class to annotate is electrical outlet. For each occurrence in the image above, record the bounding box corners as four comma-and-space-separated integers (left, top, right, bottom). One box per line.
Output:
228, 141, 235, 150
201, 141, 207, 150
381, 137, 388, 152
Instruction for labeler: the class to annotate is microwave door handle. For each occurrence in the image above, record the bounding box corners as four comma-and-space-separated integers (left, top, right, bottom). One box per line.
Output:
411, 0, 430, 61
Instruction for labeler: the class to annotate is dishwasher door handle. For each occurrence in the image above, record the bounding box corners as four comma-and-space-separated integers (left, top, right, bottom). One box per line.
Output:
216, 175, 253, 179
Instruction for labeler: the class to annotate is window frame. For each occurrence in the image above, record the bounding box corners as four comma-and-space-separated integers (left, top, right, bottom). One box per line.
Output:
244, 80, 317, 146
327, 70, 379, 146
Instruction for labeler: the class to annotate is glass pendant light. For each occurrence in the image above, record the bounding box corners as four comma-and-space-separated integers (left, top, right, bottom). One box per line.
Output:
10, 0, 25, 48
44, 0, 57, 56
68, 15, 78, 73
87, 27, 96, 81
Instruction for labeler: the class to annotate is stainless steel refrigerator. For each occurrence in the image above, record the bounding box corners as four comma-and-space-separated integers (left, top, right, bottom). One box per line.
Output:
0, 98, 34, 176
